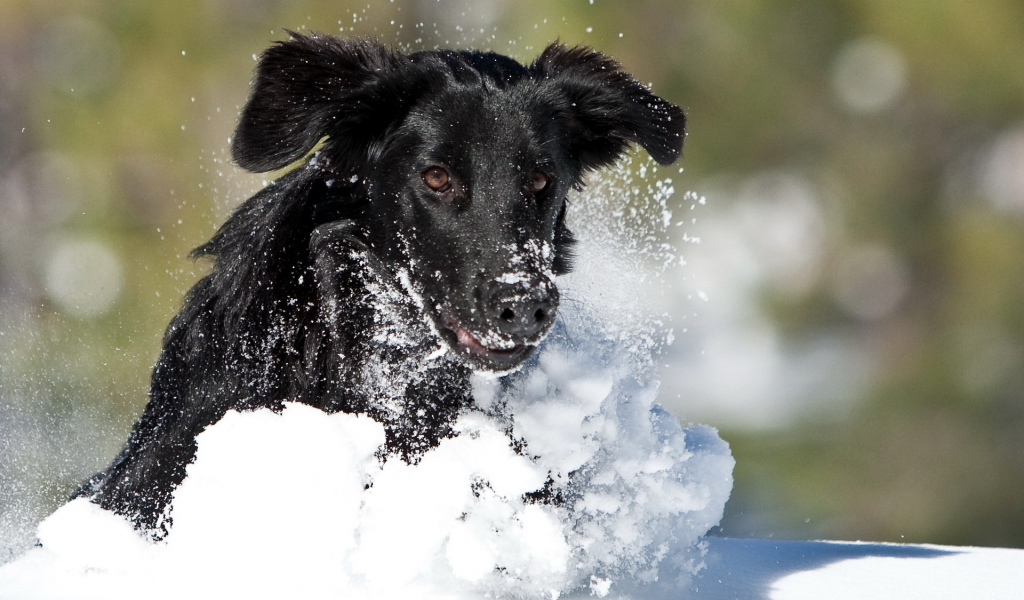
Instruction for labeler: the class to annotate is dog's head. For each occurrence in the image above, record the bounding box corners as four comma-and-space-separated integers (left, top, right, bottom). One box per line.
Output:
230, 33, 684, 372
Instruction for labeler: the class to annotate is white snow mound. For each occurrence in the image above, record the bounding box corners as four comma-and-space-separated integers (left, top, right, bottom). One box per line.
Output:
0, 310, 734, 600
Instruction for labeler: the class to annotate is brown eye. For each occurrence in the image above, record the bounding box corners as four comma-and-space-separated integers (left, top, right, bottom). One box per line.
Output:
423, 167, 451, 192
529, 171, 550, 193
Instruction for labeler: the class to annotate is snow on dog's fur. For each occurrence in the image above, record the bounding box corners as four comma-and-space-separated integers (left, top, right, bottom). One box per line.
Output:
72, 32, 685, 538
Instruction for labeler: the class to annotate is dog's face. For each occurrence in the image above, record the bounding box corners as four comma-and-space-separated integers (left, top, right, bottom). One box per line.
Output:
373, 86, 575, 371
230, 34, 685, 372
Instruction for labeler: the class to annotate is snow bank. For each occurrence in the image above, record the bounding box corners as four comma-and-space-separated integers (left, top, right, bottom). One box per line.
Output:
0, 318, 733, 600
0, 159, 735, 599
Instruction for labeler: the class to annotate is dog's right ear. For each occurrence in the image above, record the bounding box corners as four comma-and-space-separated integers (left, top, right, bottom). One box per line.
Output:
232, 33, 407, 173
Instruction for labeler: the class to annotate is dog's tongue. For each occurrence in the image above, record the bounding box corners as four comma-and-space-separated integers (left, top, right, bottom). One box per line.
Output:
456, 327, 490, 356
455, 326, 519, 356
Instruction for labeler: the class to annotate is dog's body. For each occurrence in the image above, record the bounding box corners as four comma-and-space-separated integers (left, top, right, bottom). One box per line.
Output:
76, 33, 684, 537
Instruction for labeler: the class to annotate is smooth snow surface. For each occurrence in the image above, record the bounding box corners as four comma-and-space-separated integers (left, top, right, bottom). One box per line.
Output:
694, 537, 1024, 600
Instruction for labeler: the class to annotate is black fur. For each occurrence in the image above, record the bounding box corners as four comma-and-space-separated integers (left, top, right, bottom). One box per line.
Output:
75, 33, 685, 537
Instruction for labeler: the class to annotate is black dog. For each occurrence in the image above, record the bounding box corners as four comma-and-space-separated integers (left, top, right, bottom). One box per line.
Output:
75, 32, 685, 537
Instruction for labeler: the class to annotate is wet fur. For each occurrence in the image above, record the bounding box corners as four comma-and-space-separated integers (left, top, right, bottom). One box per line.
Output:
75, 33, 684, 537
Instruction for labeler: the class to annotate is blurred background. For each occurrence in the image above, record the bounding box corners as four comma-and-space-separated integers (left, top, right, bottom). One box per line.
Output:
1, 0, 1022, 560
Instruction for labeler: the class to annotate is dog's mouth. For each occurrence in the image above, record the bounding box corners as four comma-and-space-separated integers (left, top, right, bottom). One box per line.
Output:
438, 309, 531, 369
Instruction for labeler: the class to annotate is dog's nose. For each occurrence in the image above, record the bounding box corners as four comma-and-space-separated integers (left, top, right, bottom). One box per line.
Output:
485, 279, 558, 339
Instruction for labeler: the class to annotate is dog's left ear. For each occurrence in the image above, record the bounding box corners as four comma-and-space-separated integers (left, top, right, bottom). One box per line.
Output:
532, 43, 685, 171
232, 32, 408, 173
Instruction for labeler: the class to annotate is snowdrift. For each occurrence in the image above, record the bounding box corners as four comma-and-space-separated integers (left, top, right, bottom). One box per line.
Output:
0, 309, 735, 599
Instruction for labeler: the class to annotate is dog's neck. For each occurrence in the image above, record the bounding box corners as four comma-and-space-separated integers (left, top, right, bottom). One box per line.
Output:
307, 213, 475, 461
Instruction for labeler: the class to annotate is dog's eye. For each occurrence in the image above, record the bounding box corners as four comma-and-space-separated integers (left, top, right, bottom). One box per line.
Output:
423, 167, 451, 192
529, 171, 550, 194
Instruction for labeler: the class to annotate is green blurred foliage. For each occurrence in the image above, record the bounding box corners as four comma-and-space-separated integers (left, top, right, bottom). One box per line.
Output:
1, 0, 1022, 549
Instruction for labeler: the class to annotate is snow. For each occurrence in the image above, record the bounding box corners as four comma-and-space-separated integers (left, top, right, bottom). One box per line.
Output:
694, 537, 1024, 600
772, 544, 1024, 600
6, 510, 1024, 599
0, 306, 735, 599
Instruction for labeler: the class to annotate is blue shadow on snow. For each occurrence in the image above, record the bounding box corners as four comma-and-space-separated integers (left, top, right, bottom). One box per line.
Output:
688, 536, 957, 599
